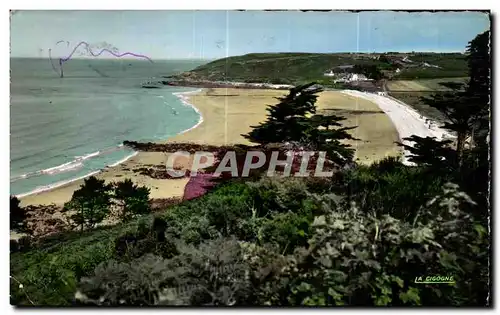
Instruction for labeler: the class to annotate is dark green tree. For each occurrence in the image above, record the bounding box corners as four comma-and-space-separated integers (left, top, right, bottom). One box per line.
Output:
307, 114, 357, 164
397, 136, 456, 171
244, 83, 321, 144
465, 30, 490, 149
10, 196, 28, 233
396, 31, 490, 220
411, 31, 490, 168
353, 64, 383, 80
113, 179, 151, 221
64, 176, 113, 231
244, 83, 357, 165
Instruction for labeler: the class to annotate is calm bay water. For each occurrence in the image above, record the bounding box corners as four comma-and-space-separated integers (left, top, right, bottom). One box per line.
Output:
10, 58, 205, 196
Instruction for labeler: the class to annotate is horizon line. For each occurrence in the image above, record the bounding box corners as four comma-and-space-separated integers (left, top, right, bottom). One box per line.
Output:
10, 50, 466, 61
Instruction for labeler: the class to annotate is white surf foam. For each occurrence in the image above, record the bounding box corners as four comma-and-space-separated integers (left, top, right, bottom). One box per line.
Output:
15, 170, 101, 198
173, 89, 204, 135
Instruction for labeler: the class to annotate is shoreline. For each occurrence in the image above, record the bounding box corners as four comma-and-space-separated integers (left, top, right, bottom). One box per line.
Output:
17, 88, 402, 206
172, 89, 204, 136
341, 90, 454, 165
16, 88, 205, 201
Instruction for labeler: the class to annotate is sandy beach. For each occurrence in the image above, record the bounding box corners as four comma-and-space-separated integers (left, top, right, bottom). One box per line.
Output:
341, 90, 455, 165
19, 88, 401, 207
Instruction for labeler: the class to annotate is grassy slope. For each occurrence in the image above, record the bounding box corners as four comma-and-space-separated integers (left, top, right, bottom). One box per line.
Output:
387, 77, 469, 92
386, 77, 469, 122
10, 219, 145, 305
176, 52, 468, 85
394, 53, 469, 79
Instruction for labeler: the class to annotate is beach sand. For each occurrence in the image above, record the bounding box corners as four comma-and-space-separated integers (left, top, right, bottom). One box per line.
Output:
20, 88, 400, 207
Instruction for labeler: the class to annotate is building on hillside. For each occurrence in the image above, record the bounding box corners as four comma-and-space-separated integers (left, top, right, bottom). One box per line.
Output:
351, 73, 368, 81
402, 56, 413, 63
421, 62, 441, 68
332, 73, 369, 83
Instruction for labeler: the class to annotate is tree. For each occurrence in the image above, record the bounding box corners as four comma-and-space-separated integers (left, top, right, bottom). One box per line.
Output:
244, 83, 357, 165
64, 176, 113, 231
10, 196, 28, 233
397, 136, 457, 171
244, 83, 321, 144
307, 114, 357, 164
113, 179, 151, 221
465, 30, 490, 149
353, 64, 383, 80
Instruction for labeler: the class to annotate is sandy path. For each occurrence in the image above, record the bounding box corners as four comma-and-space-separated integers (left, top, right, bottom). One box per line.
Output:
341, 90, 455, 165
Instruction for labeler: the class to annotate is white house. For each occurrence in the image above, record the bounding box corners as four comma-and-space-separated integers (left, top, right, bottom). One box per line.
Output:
324, 70, 335, 77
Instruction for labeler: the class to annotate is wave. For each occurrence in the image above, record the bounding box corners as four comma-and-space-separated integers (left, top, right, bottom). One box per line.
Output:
15, 170, 101, 199
14, 152, 140, 199
13, 90, 203, 197
10, 144, 127, 182
10, 160, 84, 182
74, 150, 101, 161
107, 151, 138, 167
172, 89, 204, 135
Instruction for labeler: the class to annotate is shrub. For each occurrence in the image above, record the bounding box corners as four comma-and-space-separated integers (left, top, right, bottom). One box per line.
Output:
76, 237, 255, 306
10, 196, 28, 233
113, 179, 151, 221
265, 183, 488, 306
63, 176, 113, 231
334, 157, 449, 221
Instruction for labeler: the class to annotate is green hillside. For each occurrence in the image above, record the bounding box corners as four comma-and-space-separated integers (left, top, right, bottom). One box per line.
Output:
175, 52, 468, 85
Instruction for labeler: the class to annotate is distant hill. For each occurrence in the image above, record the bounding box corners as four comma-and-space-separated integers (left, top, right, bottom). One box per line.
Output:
172, 52, 469, 85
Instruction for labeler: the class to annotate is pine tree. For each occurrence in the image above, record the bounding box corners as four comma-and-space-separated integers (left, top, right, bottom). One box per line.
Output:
64, 176, 113, 231
114, 179, 151, 221
307, 114, 357, 164
465, 30, 490, 149
411, 31, 490, 168
398, 135, 456, 171
245, 83, 321, 144
244, 83, 357, 165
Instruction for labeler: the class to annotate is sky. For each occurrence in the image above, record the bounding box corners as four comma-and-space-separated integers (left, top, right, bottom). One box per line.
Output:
10, 10, 491, 60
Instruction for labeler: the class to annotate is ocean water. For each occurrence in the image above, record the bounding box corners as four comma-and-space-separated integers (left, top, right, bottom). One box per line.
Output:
10, 58, 206, 196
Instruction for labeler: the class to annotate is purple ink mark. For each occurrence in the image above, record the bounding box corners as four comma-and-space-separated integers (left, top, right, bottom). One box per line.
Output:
60, 41, 153, 63
49, 41, 153, 78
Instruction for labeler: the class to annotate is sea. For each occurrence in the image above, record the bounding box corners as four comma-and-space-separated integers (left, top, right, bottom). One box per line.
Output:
10, 58, 206, 197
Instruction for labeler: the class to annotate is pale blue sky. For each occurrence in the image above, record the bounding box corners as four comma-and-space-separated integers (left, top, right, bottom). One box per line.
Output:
10, 10, 490, 59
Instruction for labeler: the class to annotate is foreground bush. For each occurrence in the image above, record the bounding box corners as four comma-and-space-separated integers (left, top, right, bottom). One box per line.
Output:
333, 157, 451, 221
73, 182, 488, 306
76, 238, 255, 306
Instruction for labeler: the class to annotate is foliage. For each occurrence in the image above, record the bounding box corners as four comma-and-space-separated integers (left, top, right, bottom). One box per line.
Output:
113, 179, 151, 221
332, 156, 450, 221
397, 136, 457, 171
63, 176, 113, 231
353, 64, 383, 80
266, 183, 487, 306
396, 31, 490, 219
244, 83, 356, 165
10, 196, 28, 233
411, 31, 491, 168
10, 173, 489, 306
76, 237, 255, 306
9, 33, 489, 307
465, 30, 490, 148
50, 180, 489, 307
